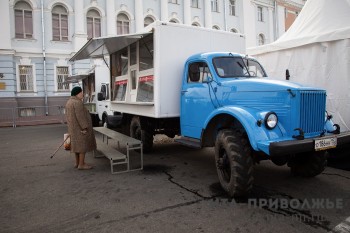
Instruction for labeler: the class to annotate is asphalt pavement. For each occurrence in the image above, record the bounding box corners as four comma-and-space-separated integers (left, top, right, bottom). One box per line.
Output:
0, 124, 349, 233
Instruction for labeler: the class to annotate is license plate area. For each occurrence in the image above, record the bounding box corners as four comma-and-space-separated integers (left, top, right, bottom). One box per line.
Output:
314, 136, 337, 151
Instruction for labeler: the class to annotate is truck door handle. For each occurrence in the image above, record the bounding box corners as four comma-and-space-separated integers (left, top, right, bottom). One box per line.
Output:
181, 90, 188, 94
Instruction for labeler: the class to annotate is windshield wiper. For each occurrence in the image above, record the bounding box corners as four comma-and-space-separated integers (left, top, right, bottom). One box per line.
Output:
237, 59, 251, 77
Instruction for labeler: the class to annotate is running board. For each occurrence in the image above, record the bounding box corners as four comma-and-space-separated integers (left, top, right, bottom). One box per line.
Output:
175, 137, 201, 149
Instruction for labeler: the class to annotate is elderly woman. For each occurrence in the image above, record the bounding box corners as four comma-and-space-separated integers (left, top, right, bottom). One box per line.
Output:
65, 86, 96, 170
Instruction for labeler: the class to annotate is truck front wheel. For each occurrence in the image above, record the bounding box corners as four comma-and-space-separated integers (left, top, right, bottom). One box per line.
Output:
288, 151, 327, 177
102, 114, 110, 128
130, 116, 153, 153
215, 129, 253, 197
90, 114, 100, 127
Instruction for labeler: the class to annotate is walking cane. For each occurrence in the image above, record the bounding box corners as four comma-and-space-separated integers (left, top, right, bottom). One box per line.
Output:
50, 135, 70, 159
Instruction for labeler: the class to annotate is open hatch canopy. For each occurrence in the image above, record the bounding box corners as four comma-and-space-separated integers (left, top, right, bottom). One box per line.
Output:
69, 32, 152, 62
65, 74, 89, 83
65, 65, 95, 83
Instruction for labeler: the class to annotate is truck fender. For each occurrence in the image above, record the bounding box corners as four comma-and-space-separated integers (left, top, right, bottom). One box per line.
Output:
203, 106, 282, 151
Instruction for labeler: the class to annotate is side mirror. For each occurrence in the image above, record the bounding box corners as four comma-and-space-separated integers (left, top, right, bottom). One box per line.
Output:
203, 75, 213, 83
97, 92, 105, 101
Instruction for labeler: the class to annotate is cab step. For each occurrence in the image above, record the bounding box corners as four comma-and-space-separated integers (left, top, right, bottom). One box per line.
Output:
175, 137, 202, 149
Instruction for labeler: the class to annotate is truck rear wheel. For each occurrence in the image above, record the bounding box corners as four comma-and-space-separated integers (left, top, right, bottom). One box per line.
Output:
288, 151, 327, 177
215, 129, 253, 197
130, 116, 153, 153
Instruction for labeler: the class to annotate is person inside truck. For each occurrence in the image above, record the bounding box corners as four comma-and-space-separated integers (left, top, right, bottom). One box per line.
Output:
188, 63, 201, 82
188, 62, 213, 83
65, 86, 96, 170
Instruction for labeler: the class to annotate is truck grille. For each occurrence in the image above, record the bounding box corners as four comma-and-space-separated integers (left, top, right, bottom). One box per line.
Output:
299, 91, 326, 134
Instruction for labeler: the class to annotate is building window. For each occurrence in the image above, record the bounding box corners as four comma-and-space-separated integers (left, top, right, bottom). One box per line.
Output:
14, 1, 33, 39
258, 33, 265, 45
87, 9, 101, 39
169, 19, 178, 23
192, 0, 199, 8
229, 0, 236, 16
257, 6, 264, 22
52, 5, 69, 41
211, 0, 219, 12
19, 108, 35, 117
212, 25, 220, 30
117, 13, 130, 35
144, 16, 154, 27
168, 0, 178, 3
192, 22, 200, 27
56, 66, 69, 91
230, 28, 238, 33
19, 65, 34, 91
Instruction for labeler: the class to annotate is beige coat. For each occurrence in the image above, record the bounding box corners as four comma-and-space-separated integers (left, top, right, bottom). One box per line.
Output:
65, 96, 96, 153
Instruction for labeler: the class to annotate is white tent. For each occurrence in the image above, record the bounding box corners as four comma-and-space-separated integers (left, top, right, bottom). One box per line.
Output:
247, 0, 350, 131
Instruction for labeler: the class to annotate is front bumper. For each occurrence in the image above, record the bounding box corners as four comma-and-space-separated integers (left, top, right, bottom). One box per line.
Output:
269, 131, 350, 156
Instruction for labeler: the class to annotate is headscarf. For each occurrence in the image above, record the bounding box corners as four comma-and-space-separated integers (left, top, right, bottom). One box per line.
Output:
71, 86, 82, 96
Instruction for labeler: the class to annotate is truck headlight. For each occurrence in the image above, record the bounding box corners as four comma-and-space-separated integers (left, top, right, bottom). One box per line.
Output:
264, 112, 278, 129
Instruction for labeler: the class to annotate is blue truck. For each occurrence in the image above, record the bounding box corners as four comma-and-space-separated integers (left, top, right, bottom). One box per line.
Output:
70, 22, 350, 197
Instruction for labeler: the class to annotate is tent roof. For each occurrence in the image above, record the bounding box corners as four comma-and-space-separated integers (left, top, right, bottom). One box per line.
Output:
69, 32, 152, 62
248, 0, 350, 55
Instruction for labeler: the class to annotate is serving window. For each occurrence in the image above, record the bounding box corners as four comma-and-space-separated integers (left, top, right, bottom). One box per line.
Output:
136, 75, 153, 102
139, 34, 154, 71
113, 80, 127, 101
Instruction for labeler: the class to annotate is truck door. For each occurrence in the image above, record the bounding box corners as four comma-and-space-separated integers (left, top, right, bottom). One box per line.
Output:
97, 83, 110, 119
180, 62, 214, 139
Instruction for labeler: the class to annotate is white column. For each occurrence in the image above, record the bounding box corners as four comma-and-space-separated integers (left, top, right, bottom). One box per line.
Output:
277, 4, 285, 38
135, 0, 144, 32
243, 1, 256, 48
183, 0, 191, 25
204, 0, 212, 28
268, 7, 274, 43
161, 0, 168, 21
73, 0, 87, 51
107, 0, 116, 36
74, 0, 84, 34
0, 0, 12, 50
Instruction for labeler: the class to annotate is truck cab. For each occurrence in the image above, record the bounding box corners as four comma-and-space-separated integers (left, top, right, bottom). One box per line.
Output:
97, 82, 122, 128
181, 53, 267, 139
67, 64, 119, 127
180, 52, 350, 197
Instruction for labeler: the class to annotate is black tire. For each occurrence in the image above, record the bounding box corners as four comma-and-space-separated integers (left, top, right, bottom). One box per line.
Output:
90, 114, 100, 127
105, 116, 112, 129
102, 114, 109, 128
215, 129, 253, 197
130, 116, 153, 153
288, 151, 327, 177
271, 156, 288, 166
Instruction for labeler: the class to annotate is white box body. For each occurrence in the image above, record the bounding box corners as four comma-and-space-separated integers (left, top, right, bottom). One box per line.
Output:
110, 22, 246, 118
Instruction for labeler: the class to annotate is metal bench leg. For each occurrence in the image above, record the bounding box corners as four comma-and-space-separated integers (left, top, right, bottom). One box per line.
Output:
127, 148, 130, 171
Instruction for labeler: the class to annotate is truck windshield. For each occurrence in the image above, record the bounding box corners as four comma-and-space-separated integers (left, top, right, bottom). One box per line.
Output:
213, 57, 267, 78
